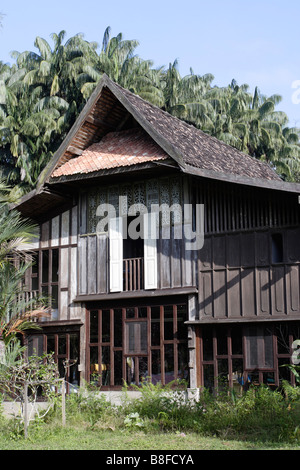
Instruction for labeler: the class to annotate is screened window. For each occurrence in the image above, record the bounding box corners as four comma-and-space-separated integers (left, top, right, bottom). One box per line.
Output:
46, 332, 80, 391
87, 303, 188, 388
41, 249, 59, 319
26, 331, 80, 393
26, 249, 60, 320
125, 321, 148, 354
199, 323, 299, 390
245, 326, 274, 369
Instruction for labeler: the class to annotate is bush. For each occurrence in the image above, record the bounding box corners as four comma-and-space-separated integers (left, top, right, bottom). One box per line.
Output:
122, 379, 195, 431
18, 381, 300, 444
68, 382, 300, 442
54, 391, 118, 429
192, 385, 300, 442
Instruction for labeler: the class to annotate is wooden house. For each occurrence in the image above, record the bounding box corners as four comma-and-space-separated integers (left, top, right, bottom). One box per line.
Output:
15, 74, 300, 392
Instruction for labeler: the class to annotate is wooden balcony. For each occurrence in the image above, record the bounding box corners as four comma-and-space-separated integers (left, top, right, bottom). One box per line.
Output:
18, 290, 39, 304
123, 258, 144, 291
17, 290, 39, 315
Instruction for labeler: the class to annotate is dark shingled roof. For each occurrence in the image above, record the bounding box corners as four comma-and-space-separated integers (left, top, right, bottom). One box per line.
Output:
113, 82, 281, 182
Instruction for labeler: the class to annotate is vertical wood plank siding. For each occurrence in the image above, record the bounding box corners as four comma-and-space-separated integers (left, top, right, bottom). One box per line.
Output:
78, 175, 195, 295
36, 174, 300, 324
38, 206, 83, 322
196, 179, 300, 321
78, 233, 108, 295
76, 175, 300, 322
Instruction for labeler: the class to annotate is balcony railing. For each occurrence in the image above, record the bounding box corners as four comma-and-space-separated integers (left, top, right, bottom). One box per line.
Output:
16, 290, 39, 316
123, 258, 144, 291
17, 290, 39, 305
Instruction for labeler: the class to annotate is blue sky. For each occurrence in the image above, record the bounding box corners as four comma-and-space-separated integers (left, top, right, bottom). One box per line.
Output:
1, 0, 300, 126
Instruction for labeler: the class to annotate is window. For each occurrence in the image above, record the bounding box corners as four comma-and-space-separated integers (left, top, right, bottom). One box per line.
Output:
41, 249, 59, 319
87, 303, 188, 388
123, 216, 144, 259
31, 253, 39, 291
26, 249, 59, 320
201, 326, 243, 391
125, 321, 148, 354
109, 214, 156, 292
46, 332, 80, 392
27, 334, 44, 357
199, 323, 299, 390
271, 233, 283, 263
26, 331, 80, 393
245, 326, 274, 369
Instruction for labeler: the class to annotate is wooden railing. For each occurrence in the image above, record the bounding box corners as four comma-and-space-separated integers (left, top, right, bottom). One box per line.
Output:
17, 290, 39, 310
123, 258, 144, 291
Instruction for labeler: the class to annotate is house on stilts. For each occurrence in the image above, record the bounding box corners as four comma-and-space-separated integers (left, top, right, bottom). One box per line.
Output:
15, 74, 300, 393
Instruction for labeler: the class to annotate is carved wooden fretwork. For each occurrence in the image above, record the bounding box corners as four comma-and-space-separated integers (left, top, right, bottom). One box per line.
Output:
86, 176, 182, 234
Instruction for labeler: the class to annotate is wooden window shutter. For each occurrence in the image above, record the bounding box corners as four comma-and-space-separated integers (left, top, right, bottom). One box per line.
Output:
144, 212, 157, 290
109, 217, 123, 292
125, 321, 148, 354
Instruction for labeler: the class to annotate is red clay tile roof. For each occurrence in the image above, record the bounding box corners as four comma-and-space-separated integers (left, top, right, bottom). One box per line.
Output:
52, 128, 168, 178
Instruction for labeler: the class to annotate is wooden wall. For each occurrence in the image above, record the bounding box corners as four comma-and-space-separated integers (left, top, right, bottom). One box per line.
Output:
195, 179, 300, 321
76, 175, 300, 318
77, 175, 196, 295
77, 227, 196, 295
198, 228, 300, 320
38, 205, 83, 321
35, 174, 300, 324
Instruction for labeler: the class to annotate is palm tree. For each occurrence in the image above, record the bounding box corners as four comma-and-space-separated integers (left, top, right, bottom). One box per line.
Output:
236, 86, 300, 179
202, 81, 300, 179
0, 183, 47, 348
78, 26, 164, 106
15, 31, 93, 103
0, 32, 97, 190
0, 77, 61, 188
162, 60, 215, 130
0, 181, 36, 259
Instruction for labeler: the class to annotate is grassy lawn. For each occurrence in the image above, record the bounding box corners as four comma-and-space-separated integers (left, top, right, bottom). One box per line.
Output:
1, 426, 300, 451
0, 419, 300, 451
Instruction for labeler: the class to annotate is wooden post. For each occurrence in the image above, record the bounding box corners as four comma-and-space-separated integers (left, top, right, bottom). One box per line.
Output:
62, 379, 66, 427
24, 381, 28, 439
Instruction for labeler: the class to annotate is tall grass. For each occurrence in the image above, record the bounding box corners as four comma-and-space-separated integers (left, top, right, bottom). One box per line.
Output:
119, 380, 300, 442
2, 380, 300, 444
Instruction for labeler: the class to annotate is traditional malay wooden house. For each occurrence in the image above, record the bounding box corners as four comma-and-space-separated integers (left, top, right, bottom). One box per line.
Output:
15, 74, 300, 392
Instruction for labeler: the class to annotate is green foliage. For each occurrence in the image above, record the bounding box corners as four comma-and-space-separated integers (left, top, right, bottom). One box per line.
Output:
0, 352, 58, 401
191, 385, 300, 443
119, 382, 300, 442
0, 185, 47, 344
284, 365, 300, 385
0, 351, 59, 439
124, 412, 144, 429
122, 378, 189, 426
282, 380, 300, 401
1, 382, 300, 446
47, 390, 119, 430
